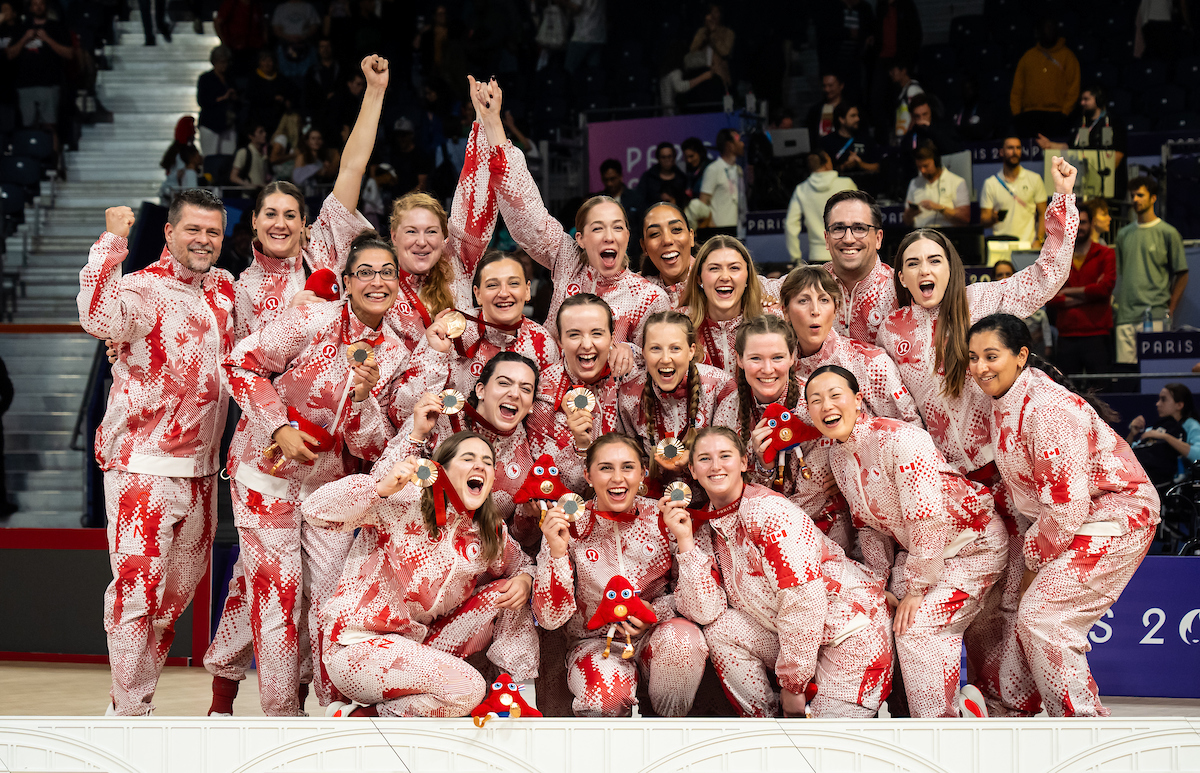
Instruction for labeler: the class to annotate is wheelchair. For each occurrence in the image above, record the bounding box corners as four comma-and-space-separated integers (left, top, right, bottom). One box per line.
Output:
1157, 463, 1200, 556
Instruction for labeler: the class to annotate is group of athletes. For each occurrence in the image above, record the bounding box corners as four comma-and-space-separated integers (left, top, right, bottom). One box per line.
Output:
79, 57, 1159, 721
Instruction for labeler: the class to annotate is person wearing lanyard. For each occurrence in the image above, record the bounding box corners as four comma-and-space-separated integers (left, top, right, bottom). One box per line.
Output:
981, 137, 1048, 248
1036, 85, 1127, 183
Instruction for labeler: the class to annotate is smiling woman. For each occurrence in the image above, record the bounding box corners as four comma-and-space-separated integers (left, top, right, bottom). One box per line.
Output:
640, 202, 696, 306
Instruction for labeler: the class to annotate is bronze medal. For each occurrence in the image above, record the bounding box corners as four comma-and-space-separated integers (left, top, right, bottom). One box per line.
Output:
666, 480, 693, 507
557, 492, 585, 521
656, 437, 685, 461
440, 389, 467, 415
346, 341, 374, 366
564, 387, 597, 413
443, 310, 467, 339
411, 459, 439, 487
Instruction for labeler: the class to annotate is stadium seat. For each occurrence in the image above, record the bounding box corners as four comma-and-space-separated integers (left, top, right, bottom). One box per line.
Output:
1106, 87, 1133, 115
1088, 62, 1121, 91
0, 156, 42, 195
964, 42, 1007, 75
0, 104, 15, 134
1124, 59, 1170, 91
950, 15, 988, 54
1177, 56, 1200, 88
10, 129, 54, 162
202, 154, 233, 186
1123, 114, 1152, 132
1139, 84, 1187, 115
533, 66, 569, 98
0, 182, 26, 235
919, 45, 956, 74
1155, 112, 1200, 131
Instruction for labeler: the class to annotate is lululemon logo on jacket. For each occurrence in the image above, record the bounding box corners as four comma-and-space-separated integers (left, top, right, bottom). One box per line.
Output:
567, 283, 581, 296
398, 302, 412, 315
586, 548, 600, 562
321, 343, 338, 359
264, 296, 280, 310
896, 340, 911, 357
471, 361, 484, 377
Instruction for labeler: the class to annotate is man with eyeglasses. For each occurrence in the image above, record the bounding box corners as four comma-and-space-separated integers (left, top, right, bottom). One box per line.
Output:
820, 189, 898, 346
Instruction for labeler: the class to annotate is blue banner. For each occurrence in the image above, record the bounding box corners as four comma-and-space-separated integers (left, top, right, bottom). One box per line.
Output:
1088, 556, 1200, 698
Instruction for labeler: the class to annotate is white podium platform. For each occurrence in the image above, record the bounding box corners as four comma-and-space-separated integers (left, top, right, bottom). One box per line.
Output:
2, 717, 1199, 773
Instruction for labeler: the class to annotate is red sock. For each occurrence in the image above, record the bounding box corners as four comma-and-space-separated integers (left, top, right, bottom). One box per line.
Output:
298, 683, 309, 712
208, 676, 239, 716
349, 704, 379, 717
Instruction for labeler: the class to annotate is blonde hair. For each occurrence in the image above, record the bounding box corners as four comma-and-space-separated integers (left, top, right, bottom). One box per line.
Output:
681, 235, 765, 330
574, 195, 631, 269
640, 311, 703, 483
390, 192, 455, 318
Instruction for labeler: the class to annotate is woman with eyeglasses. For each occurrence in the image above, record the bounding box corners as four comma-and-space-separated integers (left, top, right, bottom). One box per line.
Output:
876, 156, 1078, 718
302, 431, 538, 718
678, 235, 782, 377
220, 233, 457, 716
473, 78, 668, 363
447, 250, 559, 397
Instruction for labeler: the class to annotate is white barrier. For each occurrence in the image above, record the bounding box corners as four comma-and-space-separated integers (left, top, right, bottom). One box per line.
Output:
2, 717, 1200, 773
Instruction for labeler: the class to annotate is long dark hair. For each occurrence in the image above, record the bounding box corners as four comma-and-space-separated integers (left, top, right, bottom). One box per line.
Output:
638, 200, 694, 277
421, 431, 504, 562
804, 364, 861, 399
254, 180, 309, 224
467, 351, 540, 410
343, 230, 398, 277
967, 314, 1120, 423
894, 229, 971, 399
1163, 383, 1196, 422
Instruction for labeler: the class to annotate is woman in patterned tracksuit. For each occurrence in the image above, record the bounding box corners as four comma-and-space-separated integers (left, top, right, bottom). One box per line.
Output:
303, 431, 539, 718
221, 234, 451, 715
677, 235, 782, 377
968, 314, 1160, 717
617, 311, 736, 495
449, 251, 559, 396
675, 427, 893, 718
533, 434, 712, 717
473, 78, 667, 359
204, 57, 387, 716
875, 157, 1080, 717
640, 201, 696, 307
806, 365, 1009, 718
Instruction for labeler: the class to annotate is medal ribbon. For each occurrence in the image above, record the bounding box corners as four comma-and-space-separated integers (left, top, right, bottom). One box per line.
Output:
428, 461, 474, 528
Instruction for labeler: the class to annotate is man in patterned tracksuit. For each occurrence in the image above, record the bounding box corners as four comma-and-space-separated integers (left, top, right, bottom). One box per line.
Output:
78, 191, 235, 716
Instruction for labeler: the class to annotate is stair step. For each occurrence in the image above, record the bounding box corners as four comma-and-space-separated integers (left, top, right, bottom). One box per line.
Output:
6, 470, 83, 491
12, 251, 88, 268
21, 284, 83, 300
15, 222, 104, 239
11, 374, 86, 392
5, 450, 85, 471
96, 84, 198, 101
0, 334, 93, 353
19, 236, 96, 251
4, 355, 91, 376
0, 511, 88, 528
7, 431, 75, 451
12, 490, 85, 511
5, 412, 77, 431
66, 167, 165, 183
8, 394, 87, 413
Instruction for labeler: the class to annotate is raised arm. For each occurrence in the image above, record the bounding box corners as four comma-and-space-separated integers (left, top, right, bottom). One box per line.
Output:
302, 455, 421, 532
332, 56, 388, 215
77, 208, 153, 343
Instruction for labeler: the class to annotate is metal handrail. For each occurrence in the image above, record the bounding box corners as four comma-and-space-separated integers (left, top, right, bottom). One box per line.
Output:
70, 339, 108, 452
1070, 372, 1200, 380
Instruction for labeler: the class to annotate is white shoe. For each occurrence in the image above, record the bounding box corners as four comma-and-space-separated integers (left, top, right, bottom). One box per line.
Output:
955, 684, 989, 718
104, 703, 116, 716
208, 712, 233, 717
326, 701, 364, 718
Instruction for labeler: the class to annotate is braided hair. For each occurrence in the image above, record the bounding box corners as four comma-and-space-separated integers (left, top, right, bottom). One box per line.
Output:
732, 315, 800, 446
641, 311, 702, 482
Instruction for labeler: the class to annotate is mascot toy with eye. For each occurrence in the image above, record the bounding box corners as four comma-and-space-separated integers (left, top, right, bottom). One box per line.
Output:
471, 674, 542, 727
586, 575, 658, 659
759, 402, 823, 486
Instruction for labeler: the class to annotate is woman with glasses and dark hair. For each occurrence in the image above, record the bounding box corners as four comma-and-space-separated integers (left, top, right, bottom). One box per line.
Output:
876, 156, 1079, 719
219, 233, 456, 717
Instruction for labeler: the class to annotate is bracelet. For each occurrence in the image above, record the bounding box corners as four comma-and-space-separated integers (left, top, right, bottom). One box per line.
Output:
573, 440, 590, 456
409, 435, 426, 444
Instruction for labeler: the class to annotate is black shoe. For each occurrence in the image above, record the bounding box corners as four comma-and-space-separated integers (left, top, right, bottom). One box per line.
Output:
193, 19, 203, 34
159, 22, 173, 43
145, 36, 156, 45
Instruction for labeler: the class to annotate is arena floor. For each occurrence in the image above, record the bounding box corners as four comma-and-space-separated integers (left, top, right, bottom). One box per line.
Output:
3, 662, 1197, 718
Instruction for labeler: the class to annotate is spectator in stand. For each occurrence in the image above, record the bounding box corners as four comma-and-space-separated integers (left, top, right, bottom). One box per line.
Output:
198, 45, 238, 156
139, 0, 172, 45
952, 76, 1001, 142
266, 110, 301, 180
867, 0, 921, 136
304, 38, 340, 117
899, 94, 959, 160
325, 68, 366, 146
689, 3, 734, 88
273, 0, 320, 47
1047, 202, 1116, 376
215, 0, 268, 76
805, 72, 845, 150
980, 137, 1049, 246
597, 158, 644, 235
1113, 176, 1189, 365
289, 125, 323, 183
245, 49, 293, 141
0, 3, 19, 111
903, 141, 969, 228
563, 0, 605, 73
690, 127, 744, 234
1086, 197, 1112, 244
387, 117, 431, 193
993, 260, 1053, 357
1134, 0, 1192, 62
1127, 384, 1200, 486
889, 59, 923, 140
786, 150, 857, 265
814, 0, 874, 95
230, 123, 269, 188
821, 104, 879, 172
1036, 85, 1127, 195
681, 136, 709, 202
161, 117, 198, 180
7, 0, 73, 155
1010, 15, 1079, 138
639, 142, 689, 206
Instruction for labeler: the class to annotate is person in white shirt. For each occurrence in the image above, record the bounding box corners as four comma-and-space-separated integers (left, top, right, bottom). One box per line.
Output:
564, 0, 607, 72
903, 141, 969, 229
691, 127, 745, 233
785, 151, 858, 264
980, 136, 1048, 247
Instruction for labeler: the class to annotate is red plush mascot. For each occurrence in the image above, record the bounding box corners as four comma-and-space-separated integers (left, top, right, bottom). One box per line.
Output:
471, 674, 542, 727
586, 575, 658, 659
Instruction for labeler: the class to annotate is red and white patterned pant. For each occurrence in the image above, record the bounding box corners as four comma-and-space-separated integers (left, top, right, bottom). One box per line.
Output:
326, 580, 537, 717
893, 517, 1008, 718
565, 618, 707, 717
706, 607, 893, 718
1017, 523, 1153, 717
103, 471, 216, 716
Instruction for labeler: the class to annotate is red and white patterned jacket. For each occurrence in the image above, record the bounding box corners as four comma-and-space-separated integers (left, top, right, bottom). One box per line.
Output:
78, 234, 235, 477
989, 367, 1160, 571
491, 143, 669, 347
384, 122, 501, 350
646, 274, 686, 308
685, 484, 887, 694
829, 415, 998, 597
527, 362, 632, 492
449, 316, 559, 394
532, 497, 713, 642
795, 328, 922, 426
616, 363, 736, 465
677, 305, 784, 377
233, 194, 371, 342
877, 194, 1077, 475
224, 302, 407, 521
302, 476, 537, 680
824, 257, 897, 347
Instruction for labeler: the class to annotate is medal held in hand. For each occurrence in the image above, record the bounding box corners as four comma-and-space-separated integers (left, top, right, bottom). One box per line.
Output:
557, 492, 585, 522
346, 341, 375, 366
563, 386, 597, 413
440, 389, 467, 415
411, 459, 439, 487
443, 310, 467, 339
655, 436, 686, 462
666, 480, 693, 507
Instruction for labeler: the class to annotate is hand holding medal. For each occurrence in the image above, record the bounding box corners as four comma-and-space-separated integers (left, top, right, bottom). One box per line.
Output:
654, 436, 690, 472
347, 342, 380, 402
657, 482, 695, 552
563, 387, 597, 449
376, 455, 420, 498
